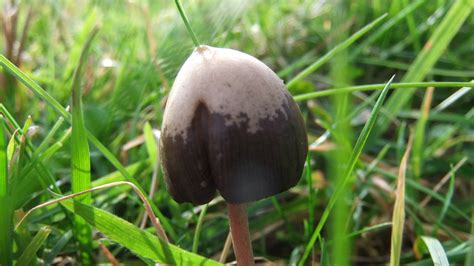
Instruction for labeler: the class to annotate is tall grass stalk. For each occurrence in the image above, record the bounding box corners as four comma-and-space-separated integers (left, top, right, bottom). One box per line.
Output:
0, 115, 12, 266
299, 76, 394, 265
330, 2, 353, 264
70, 26, 99, 264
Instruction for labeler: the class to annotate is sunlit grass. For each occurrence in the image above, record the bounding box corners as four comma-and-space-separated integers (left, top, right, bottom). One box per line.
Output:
0, 0, 472, 264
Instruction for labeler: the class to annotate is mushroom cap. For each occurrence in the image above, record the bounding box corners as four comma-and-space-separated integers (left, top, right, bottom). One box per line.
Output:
160, 45, 308, 205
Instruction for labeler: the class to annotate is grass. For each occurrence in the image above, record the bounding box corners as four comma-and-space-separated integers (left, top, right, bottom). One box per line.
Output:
390, 131, 413, 266
0, 0, 473, 264
70, 25, 98, 264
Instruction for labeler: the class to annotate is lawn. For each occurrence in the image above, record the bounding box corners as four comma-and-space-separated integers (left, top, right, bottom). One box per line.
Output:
0, 0, 473, 265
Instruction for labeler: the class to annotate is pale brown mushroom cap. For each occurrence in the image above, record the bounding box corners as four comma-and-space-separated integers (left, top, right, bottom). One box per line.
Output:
160, 45, 308, 205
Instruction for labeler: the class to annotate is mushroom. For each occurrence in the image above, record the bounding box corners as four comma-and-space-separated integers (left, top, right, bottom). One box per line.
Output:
160, 45, 307, 265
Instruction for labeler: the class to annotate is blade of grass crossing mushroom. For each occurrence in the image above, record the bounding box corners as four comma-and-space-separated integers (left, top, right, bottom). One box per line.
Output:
376, 0, 473, 136
70, 26, 99, 264
286, 13, 387, 90
0, 115, 13, 266
389, 133, 413, 266
16, 226, 51, 266
298, 75, 395, 265
0, 44, 177, 240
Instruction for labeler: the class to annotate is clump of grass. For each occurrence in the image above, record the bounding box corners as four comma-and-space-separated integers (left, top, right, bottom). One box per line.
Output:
0, 0, 473, 264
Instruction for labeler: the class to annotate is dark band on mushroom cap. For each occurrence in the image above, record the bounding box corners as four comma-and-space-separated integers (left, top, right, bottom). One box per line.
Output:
160, 46, 308, 205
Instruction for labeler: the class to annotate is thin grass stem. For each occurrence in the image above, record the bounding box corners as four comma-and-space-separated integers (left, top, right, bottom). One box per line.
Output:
175, 0, 200, 47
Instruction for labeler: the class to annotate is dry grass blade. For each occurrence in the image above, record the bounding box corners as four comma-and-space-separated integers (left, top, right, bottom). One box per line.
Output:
434, 80, 473, 112
218, 232, 233, 263
420, 157, 467, 207
99, 243, 121, 266
390, 133, 413, 266
16, 181, 168, 242
412, 87, 434, 179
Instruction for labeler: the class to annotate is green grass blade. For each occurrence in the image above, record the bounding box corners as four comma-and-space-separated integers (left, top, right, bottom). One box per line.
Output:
0, 116, 7, 202
412, 87, 434, 180
433, 172, 455, 235
350, 0, 426, 59
70, 26, 99, 264
377, 0, 473, 135
373, 166, 471, 222
298, 76, 395, 265
16, 226, 51, 266
344, 222, 392, 240
38, 128, 71, 163
60, 199, 222, 265
36, 116, 65, 155
192, 203, 209, 254
0, 55, 69, 119
416, 236, 450, 266
319, 237, 330, 266
305, 153, 315, 233
0, 46, 177, 240
0, 115, 12, 266
175, 0, 201, 47
358, 58, 474, 78
45, 230, 73, 265
402, 0, 422, 52
467, 212, 474, 266
293, 81, 474, 101
389, 135, 413, 266
286, 13, 387, 90
143, 122, 158, 166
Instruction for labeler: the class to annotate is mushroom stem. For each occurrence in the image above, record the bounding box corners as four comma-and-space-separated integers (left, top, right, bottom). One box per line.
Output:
227, 203, 255, 266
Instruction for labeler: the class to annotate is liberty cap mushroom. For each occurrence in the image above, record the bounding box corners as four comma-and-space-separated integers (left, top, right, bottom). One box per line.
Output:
160, 45, 308, 205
